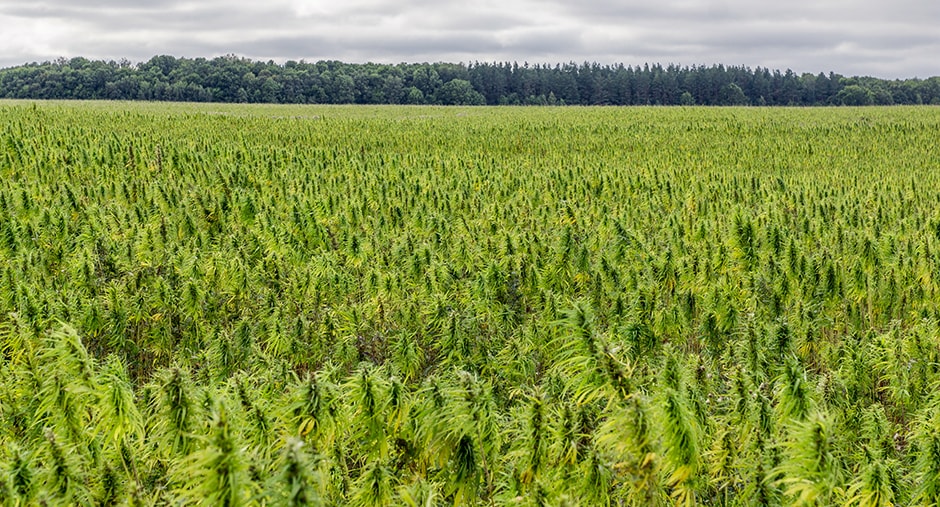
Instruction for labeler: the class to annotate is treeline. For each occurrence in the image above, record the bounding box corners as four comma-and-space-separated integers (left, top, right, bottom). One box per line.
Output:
2, 54, 939, 106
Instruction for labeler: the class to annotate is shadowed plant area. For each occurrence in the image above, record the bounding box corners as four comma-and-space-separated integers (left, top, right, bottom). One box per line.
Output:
2, 102, 940, 505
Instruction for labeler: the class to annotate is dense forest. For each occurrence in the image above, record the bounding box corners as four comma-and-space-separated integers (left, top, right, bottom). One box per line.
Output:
2, 55, 939, 106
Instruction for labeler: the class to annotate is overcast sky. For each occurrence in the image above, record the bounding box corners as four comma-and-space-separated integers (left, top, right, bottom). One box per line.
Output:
1, 0, 938, 78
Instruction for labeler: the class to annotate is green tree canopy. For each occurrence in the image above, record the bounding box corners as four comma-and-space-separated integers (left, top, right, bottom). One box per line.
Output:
436, 79, 486, 105
836, 85, 875, 106
2, 55, 939, 105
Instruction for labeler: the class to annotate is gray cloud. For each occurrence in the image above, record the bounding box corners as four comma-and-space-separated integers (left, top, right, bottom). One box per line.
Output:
0, 0, 936, 78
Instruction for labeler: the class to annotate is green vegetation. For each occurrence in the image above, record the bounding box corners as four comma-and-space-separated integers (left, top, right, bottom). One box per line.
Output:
2, 101, 940, 505
3, 55, 940, 105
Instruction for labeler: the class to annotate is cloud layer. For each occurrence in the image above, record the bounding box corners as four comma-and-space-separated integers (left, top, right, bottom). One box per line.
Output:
1, 0, 937, 78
